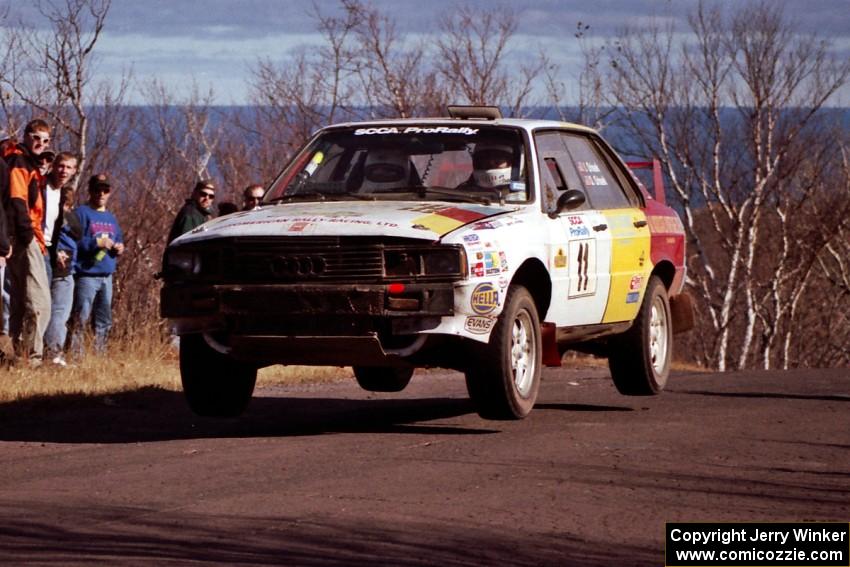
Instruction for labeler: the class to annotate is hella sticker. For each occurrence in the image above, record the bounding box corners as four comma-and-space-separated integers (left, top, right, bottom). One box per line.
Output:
471, 282, 499, 314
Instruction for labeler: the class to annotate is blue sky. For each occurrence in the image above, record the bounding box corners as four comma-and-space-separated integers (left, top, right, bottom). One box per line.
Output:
5, 0, 850, 104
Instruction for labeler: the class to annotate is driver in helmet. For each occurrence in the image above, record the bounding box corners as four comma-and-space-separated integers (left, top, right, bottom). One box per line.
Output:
360, 149, 411, 193
457, 142, 525, 201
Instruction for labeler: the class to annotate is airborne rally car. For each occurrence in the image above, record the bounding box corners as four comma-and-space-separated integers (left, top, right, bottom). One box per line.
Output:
161, 106, 692, 419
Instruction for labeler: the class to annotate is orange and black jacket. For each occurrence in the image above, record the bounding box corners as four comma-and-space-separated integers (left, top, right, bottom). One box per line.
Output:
0, 157, 10, 256
2, 143, 44, 253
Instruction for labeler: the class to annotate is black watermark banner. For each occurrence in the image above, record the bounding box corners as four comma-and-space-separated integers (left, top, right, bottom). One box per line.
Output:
666, 523, 849, 566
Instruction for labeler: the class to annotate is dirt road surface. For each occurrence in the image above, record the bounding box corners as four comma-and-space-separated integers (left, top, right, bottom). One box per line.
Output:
1, 366, 847, 566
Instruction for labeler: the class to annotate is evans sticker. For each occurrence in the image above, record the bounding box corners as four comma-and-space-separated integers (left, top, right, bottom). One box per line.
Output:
465, 316, 495, 335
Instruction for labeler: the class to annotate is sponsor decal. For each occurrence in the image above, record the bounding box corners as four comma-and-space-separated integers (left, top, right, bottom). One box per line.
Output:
568, 239, 597, 297
576, 161, 601, 174
498, 251, 508, 271
411, 206, 499, 234
226, 216, 399, 229
497, 276, 509, 290
471, 262, 485, 277
629, 275, 643, 291
464, 316, 495, 335
484, 251, 503, 275
289, 221, 310, 232
463, 233, 480, 244
554, 248, 567, 268
569, 226, 590, 237
626, 291, 640, 304
354, 126, 479, 136
471, 282, 499, 315
472, 220, 501, 230
567, 215, 584, 226
647, 215, 684, 233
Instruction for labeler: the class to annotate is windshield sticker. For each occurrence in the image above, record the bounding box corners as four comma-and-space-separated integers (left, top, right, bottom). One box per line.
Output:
304, 151, 324, 175
354, 126, 479, 136
471, 282, 499, 314
509, 181, 526, 192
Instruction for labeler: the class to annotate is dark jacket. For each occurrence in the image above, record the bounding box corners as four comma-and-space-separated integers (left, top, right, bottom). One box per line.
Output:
0, 158, 10, 257
166, 199, 211, 244
51, 204, 83, 279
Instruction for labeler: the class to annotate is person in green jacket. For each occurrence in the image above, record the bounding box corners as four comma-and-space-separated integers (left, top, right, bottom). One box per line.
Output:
166, 179, 216, 244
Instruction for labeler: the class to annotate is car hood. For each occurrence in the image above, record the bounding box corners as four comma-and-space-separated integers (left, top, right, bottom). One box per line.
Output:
172, 201, 513, 244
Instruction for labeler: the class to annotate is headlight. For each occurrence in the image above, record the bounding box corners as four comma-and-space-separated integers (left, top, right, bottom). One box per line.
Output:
166, 249, 201, 276
383, 246, 465, 279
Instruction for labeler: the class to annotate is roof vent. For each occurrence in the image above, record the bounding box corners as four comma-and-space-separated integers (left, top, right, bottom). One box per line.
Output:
446, 105, 502, 120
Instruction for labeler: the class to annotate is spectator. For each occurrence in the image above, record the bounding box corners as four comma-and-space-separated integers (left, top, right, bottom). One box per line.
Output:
217, 201, 238, 216
6, 119, 52, 366
43, 152, 78, 282
69, 174, 124, 356
0, 137, 13, 362
166, 179, 215, 244
242, 184, 264, 211
44, 185, 82, 367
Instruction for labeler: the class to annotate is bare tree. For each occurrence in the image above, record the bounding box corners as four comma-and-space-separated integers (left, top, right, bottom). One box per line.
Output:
435, 4, 542, 115
597, 1, 850, 370
0, 0, 120, 184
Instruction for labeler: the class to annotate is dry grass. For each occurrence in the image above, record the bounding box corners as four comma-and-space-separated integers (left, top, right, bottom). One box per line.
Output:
0, 337, 352, 404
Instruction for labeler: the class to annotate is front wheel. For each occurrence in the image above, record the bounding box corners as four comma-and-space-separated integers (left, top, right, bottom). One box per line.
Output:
608, 275, 672, 395
465, 285, 542, 419
353, 366, 414, 392
180, 334, 257, 417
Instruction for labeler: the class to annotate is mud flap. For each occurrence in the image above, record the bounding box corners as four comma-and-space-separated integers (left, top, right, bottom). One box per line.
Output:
541, 322, 561, 367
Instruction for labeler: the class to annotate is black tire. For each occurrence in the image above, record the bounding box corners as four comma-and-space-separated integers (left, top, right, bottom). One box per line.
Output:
465, 285, 542, 420
353, 366, 414, 392
179, 334, 257, 417
608, 275, 672, 395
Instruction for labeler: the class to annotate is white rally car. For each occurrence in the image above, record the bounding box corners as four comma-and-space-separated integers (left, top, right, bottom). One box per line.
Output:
161, 106, 692, 419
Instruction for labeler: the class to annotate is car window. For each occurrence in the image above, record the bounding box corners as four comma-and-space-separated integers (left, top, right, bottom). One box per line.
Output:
562, 134, 632, 210
534, 131, 588, 212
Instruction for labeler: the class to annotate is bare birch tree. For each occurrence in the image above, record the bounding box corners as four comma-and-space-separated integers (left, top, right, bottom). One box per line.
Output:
597, 1, 850, 370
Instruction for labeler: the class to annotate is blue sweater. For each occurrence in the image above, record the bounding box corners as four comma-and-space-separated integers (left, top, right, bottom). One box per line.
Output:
74, 205, 124, 277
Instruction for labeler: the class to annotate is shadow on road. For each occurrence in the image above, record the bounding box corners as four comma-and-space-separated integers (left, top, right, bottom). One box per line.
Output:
0, 387, 500, 444
668, 389, 850, 403
0, 500, 657, 567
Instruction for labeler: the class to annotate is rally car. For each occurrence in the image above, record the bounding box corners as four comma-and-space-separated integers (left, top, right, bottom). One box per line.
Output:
161, 106, 692, 419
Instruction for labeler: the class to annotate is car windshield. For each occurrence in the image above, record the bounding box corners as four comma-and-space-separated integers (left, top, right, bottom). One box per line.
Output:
266, 125, 530, 205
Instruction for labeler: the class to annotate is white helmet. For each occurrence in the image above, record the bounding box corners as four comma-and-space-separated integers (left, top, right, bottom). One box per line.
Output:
472, 142, 513, 188
361, 149, 410, 192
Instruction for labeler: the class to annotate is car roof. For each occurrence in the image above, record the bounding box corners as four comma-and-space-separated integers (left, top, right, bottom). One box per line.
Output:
323, 117, 598, 135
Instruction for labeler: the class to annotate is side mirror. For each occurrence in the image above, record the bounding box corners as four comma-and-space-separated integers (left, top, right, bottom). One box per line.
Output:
548, 189, 586, 218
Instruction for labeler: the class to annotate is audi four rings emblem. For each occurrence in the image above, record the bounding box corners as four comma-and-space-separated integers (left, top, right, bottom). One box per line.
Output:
271, 255, 327, 277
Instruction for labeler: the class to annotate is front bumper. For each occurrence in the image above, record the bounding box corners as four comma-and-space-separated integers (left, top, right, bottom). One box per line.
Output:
161, 282, 454, 336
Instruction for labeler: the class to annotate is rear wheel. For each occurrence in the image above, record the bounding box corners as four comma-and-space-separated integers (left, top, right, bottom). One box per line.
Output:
608, 275, 671, 395
465, 285, 541, 419
353, 366, 414, 392
180, 334, 257, 417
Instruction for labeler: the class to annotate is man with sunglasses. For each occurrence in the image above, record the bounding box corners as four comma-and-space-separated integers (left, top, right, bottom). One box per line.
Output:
166, 179, 216, 244
69, 174, 124, 356
4, 119, 53, 366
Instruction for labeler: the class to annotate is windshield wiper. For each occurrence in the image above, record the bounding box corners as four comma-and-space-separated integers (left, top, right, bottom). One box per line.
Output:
417, 187, 495, 205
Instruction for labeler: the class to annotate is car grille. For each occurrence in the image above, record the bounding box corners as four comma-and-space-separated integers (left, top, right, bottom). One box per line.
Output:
172, 236, 461, 284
